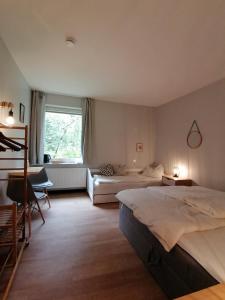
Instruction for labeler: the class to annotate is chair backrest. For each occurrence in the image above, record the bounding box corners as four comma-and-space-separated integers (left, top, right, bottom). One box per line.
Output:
28, 168, 49, 185
7, 177, 36, 204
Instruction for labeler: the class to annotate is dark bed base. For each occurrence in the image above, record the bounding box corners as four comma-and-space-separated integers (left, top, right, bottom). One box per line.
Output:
119, 203, 218, 299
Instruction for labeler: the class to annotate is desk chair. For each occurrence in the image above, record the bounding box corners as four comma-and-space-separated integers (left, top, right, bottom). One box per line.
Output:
28, 168, 53, 208
7, 178, 47, 224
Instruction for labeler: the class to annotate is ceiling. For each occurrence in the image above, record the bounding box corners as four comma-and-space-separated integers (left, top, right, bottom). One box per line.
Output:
0, 0, 225, 106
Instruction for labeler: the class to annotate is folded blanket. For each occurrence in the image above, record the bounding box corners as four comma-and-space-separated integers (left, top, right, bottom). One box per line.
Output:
182, 186, 225, 218
116, 187, 225, 251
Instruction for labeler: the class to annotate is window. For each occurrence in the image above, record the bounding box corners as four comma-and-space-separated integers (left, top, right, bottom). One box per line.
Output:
44, 106, 83, 163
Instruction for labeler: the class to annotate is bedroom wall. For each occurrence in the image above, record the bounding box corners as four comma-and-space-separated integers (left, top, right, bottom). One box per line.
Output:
0, 37, 30, 125
44, 94, 155, 169
44, 94, 154, 188
46, 93, 82, 108
155, 78, 225, 190
92, 100, 155, 168
0, 37, 31, 200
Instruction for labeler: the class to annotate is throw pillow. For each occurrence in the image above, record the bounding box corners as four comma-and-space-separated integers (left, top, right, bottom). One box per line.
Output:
141, 163, 164, 178
99, 164, 114, 176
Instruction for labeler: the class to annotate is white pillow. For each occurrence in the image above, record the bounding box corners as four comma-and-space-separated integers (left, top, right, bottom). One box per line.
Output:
113, 164, 127, 176
142, 164, 164, 178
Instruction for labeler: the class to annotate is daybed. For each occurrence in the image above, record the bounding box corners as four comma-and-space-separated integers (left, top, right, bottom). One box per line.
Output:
116, 186, 225, 299
87, 168, 162, 204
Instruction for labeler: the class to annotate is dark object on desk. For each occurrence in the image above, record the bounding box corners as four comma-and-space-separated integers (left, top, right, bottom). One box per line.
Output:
44, 154, 51, 163
119, 204, 217, 299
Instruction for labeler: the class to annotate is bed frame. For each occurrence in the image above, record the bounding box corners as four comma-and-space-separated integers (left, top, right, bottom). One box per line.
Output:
119, 203, 218, 299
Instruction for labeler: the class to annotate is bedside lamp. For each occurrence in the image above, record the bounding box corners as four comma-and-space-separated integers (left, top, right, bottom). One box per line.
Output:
173, 166, 180, 178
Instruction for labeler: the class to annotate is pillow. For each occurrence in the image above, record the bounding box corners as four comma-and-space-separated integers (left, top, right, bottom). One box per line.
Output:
113, 164, 127, 176
142, 165, 152, 176
99, 164, 114, 176
142, 164, 164, 178
150, 164, 164, 178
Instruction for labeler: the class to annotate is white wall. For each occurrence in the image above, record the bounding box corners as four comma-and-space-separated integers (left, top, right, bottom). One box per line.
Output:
155, 78, 225, 190
0, 38, 31, 200
92, 100, 155, 168
46, 93, 82, 108
0, 38, 30, 125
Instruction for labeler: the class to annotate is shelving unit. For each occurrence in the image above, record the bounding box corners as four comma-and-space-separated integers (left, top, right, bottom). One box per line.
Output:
0, 124, 28, 300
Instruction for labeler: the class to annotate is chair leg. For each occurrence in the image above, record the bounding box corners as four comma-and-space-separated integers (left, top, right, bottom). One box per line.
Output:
28, 205, 32, 238
44, 188, 51, 208
35, 199, 45, 224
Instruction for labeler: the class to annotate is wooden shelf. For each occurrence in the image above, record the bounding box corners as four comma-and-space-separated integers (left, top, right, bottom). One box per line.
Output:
0, 223, 24, 247
0, 206, 24, 228
0, 125, 28, 299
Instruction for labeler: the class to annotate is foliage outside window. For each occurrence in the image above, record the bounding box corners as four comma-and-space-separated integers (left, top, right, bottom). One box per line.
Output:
44, 111, 82, 163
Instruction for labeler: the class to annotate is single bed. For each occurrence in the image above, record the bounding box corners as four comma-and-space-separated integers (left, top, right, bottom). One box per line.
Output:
87, 168, 162, 204
116, 186, 225, 299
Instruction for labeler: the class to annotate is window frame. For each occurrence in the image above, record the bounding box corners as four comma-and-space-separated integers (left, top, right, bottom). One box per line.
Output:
44, 105, 83, 164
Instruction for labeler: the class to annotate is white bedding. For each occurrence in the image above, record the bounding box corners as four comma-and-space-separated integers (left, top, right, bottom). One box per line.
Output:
94, 174, 158, 184
116, 186, 225, 251
178, 227, 225, 282
94, 175, 161, 195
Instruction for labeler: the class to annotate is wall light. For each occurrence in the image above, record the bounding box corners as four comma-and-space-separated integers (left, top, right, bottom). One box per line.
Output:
6, 109, 15, 125
0, 101, 15, 125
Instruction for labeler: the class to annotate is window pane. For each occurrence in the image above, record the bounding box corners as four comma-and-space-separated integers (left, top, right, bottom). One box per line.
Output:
44, 112, 82, 162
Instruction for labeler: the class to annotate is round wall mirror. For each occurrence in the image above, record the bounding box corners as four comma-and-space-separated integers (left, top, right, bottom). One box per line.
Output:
187, 121, 202, 149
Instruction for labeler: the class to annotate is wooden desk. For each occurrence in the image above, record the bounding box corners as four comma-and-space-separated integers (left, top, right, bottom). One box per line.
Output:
176, 283, 225, 299
8, 167, 43, 177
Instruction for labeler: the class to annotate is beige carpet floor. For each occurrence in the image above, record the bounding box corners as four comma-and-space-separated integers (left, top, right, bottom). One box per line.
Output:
8, 192, 167, 300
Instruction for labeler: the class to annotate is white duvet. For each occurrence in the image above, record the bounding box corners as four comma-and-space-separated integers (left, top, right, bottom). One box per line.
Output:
116, 186, 225, 251
94, 174, 157, 184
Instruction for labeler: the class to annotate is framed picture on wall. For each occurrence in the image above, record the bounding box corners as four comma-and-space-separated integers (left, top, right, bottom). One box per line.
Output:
136, 143, 143, 152
19, 103, 25, 123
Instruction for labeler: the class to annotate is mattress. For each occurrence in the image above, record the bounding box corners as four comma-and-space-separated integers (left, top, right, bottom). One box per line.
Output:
178, 227, 225, 283
117, 186, 225, 284
94, 175, 161, 195
119, 204, 217, 299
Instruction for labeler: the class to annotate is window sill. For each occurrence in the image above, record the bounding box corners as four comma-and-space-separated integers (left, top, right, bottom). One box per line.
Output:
44, 162, 85, 169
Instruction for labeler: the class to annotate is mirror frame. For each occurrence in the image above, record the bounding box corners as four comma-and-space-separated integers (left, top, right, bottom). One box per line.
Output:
187, 120, 202, 149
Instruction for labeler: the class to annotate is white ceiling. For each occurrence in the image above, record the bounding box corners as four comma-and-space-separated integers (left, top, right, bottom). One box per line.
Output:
0, 0, 225, 106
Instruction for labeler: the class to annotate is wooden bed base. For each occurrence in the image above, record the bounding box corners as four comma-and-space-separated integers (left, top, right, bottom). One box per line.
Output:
119, 203, 218, 299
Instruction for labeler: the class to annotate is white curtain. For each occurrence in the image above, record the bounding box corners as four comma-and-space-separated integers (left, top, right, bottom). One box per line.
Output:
81, 98, 94, 165
29, 90, 46, 165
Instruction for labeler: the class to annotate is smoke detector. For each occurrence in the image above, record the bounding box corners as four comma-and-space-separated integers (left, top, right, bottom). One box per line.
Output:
65, 37, 76, 48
